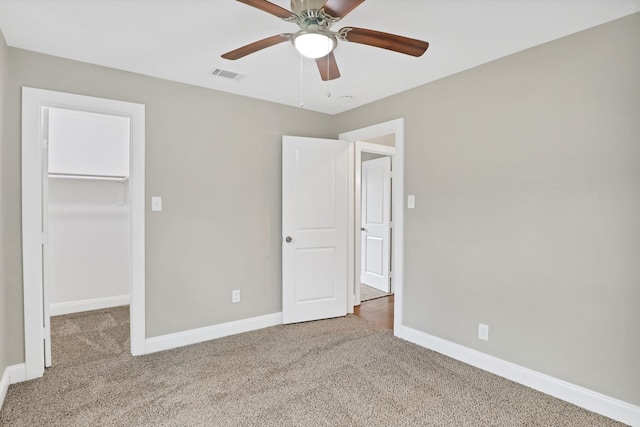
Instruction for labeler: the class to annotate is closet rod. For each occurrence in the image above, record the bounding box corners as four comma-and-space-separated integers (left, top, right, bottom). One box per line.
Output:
48, 173, 129, 182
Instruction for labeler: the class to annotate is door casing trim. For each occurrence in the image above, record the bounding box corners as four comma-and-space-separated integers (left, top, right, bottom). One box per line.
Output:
340, 118, 404, 331
21, 87, 146, 379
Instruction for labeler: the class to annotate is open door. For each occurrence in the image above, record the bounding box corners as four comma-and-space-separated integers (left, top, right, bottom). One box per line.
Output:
41, 108, 52, 367
360, 156, 391, 293
282, 136, 349, 324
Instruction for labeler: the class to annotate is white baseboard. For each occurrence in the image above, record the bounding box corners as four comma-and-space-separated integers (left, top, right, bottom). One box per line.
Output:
0, 367, 9, 410
1, 364, 27, 411
398, 326, 640, 427
50, 295, 130, 316
145, 312, 283, 354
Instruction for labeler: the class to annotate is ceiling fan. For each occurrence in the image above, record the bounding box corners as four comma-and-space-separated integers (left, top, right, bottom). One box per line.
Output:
221, 0, 429, 81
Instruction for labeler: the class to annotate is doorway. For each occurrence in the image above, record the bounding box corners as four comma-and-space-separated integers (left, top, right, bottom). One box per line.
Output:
340, 119, 404, 334
356, 145, 395, 330
21, 88, 146, 380
281, 119, 404, 331
46, 107, 132, 366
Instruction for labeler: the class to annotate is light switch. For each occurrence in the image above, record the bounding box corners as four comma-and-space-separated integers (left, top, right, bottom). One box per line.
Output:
408, 195, 416, 209
151, 196, 162, 212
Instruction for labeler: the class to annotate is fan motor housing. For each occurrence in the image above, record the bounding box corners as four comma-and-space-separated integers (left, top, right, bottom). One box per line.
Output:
291, 0, 327, 14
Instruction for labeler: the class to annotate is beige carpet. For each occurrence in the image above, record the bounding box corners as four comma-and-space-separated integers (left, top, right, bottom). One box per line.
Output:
0, 306, 623, 426
360, 284, 391, 302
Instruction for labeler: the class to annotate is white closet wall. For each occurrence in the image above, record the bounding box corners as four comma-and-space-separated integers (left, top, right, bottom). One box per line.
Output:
48, 108, 131, 315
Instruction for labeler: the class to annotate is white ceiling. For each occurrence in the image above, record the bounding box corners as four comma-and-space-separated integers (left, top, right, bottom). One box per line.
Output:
0, 0, 638, 114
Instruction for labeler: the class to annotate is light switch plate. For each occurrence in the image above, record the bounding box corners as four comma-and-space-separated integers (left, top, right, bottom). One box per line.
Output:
151, 196, 162, 212
408, 195, 416, 209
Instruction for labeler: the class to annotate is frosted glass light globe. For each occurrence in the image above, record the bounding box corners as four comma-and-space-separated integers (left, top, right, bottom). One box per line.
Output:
294, 32, 336, 59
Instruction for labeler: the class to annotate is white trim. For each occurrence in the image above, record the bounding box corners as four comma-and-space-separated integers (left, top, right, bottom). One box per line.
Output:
5, 364, 26, 384
22, 88, 146, 380
340, 119, 405, 332
145, 312, 283, 354
346, 141, 355, 312
356, 141, 396, 156
1, 364, 27, 410
399, 326, 640, 426
49, 295, 130, 316
0, 367, 10, 410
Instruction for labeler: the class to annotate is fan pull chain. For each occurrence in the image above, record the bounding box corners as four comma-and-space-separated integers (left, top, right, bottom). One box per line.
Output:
299, 54, 304, 108
326, 40, 332, 98
326, 56, 331, 98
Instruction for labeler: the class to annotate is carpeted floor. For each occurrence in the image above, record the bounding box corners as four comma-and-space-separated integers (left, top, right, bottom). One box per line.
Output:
0, 306, 624, 426
360, 284, 391, 302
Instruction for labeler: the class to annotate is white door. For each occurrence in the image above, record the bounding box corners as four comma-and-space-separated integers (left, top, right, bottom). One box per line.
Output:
360, 156, 391, 293
42, 108, 52, 367
282, 136, 349, 324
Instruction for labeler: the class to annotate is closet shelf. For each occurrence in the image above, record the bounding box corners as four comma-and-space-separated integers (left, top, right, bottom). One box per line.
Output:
49, 173, 129, 183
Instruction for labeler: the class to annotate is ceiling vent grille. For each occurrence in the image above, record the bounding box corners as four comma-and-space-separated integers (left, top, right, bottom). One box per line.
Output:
211, 68, 246, 81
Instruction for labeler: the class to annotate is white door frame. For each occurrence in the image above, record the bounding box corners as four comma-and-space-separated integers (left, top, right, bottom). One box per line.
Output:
340, 118, 404, 333
21, 87, 146, 380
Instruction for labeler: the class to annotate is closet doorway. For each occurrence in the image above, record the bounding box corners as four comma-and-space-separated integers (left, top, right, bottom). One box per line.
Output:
46, 108, 131, 366
22, 88, 146, 380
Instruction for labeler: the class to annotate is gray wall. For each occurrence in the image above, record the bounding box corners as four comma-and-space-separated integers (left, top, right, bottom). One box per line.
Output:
334, 13, 640, 405
0, 28, 7, 379
361, 152, 386, 163
4, 49, 333, 363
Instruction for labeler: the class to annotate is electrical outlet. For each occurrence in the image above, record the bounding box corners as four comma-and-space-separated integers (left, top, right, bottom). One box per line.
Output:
232, 290, 241, 304
478, 323, 489, 341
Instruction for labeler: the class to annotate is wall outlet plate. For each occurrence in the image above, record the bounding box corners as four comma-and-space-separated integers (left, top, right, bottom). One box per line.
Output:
478, 323, 489, 341
232, 289, 240, 304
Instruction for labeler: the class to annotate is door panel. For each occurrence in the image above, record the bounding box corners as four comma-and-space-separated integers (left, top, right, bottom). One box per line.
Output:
361, 156, 391, 292
364, 236, 384, 275
282, 136, 348, 324
295, 248, 337, 301
365, 167, 385, 223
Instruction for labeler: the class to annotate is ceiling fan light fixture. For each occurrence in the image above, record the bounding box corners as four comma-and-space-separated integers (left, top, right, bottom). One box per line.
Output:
293, 30, 336, 59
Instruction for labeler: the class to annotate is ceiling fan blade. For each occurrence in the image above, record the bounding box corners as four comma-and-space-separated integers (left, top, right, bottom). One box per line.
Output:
341, 27, 429, 57
221, 34, 292, 60
315, 52, 340, 81
237, 0, 294, 19
322, 0, 365, 18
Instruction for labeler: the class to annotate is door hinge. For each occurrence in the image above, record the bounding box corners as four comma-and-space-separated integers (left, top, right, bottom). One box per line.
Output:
42, 137, 48, 149
41, 233, 49, 245
42, 326, 50, 340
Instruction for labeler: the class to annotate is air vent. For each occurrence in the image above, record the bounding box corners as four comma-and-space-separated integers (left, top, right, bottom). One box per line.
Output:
211, 68, 246, 81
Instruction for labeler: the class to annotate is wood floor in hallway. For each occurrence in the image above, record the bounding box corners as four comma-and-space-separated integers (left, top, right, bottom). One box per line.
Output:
354, 295, 394, 330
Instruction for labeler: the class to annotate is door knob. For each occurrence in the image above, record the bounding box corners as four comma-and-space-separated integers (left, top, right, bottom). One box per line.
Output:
285, 236, 293, 243
361, 227, 366, 231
